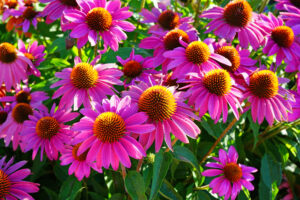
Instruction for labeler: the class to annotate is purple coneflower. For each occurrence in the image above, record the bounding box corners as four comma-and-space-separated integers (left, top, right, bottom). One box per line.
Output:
288, 74, 300, 121
60, 143, 102, 181
0, 42, 37, 90
18, 39, 46, 68
202, 146, 257, 200
201, 0, 266, 49
280, 5, 300, 30
163, 38, 231, 79
21, 104, 79, 161
2, 0, 19, 21
139, 24, 198, 72
181, 69, 243, 123
261, 12, 300, 72
11, 5, 40, 32
62, 0, 135, 50
140, 2, 193, 34
244, 69, 294, 125
72, 95, 154, 170
123, 81, 200, 152
51, 56, 122, 110
117, 49, 157, 86
0, 156, 39, 200
276, 0, 300, 10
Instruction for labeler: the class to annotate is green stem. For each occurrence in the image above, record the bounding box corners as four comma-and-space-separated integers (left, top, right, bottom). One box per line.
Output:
259, 0, 270, 13
83, 178, 89, 200
193, 0, 202, 27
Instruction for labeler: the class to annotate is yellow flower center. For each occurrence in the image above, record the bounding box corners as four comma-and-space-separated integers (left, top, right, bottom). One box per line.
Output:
185, 41, 211, 64
271, 26, 295, 48
93, 112, 126, 143
163, 29, 190, 50
70, 63, 98, 89
0, 169, 10, 199
223, 0, 253, 27
0, 43, 17, 63
138, 85, 177, 121
215, 46, 241, 73
203, 69, 232, 96
158, 10, 180, 30
6, 0, 18, 9
86, 7, 112, 32
36, 116, 60, 139
249, 70, 279, 98
223, 162, 243, 183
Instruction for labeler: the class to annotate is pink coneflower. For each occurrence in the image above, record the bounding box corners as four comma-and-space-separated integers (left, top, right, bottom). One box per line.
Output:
280, 5, 300, 30
140, 2, 193, 34
60, 143, 102, 181
0, 105, 11, 126
51, 56, 123, 110
116, 49, 158, 86
10, 5, 40, 32
2, 0, 19, 21
0, 89, 47, 151
0, 42, 37, 90
201, 0, 266, 49
208, 39, 257, 82
163, 38, 231, 79
40, 0, 78, 23
21, 104, 79, 161
244, 69, 294, 125
123, 81, 200, 152
202, 146, 257, 200
288, 74, 300, 121
180, 69, 243, 123
72, 95, 154, 169
276, 0, 300, 10
139, 24, 198, 72
0, 156, 39, 200
261, 12, 300, 72
18, 39, 46, 69
62, 0, 135, 50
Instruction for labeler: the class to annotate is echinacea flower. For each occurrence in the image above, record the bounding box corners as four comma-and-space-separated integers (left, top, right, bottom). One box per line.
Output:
140, 2, 193, 34
261, 12, 300, 72
40, 0, 78, 23
202, 146, 257, 200
18, 39, 46, 68
51, 56, 123, 110
60, 143, 102, 181
116, 49, 158, 86
276, 0, 300, 11
22, 104, 79, 161
181, 69, 243, 123
244, 69, 294, 125
0, 89, 47, 151
2, 0, 19, 21
208, 39, 257, 82
10, 5, 40, 32
62, 0, 135, 50
72, 95, 154, 170
280, 5, 300, 30
201, 0, 266, 49
163, 38, 231, 79
288, 74, 300, 121
123, 81, 200, 152
0, 42, 37, 90
139, 24, 198, 72
0, 156, 39, 200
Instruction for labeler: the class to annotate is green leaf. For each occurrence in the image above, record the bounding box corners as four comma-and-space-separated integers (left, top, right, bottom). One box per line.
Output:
260, 153, 282, 188
259, 179, 272, 200
43, 187, 58, 200
247, 112, 260, 150
125, 171, 147, 200
159, 179, 183, 200
149, 151, 173, 200
196, 190, 216, 200
172, 146, 201, 175
58, 176, 83, 200
50, 58, 70, 67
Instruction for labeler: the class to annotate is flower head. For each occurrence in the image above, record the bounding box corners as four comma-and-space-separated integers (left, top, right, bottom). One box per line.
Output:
202, 146, 257, 200
201, 0, 266, 49
140, 2, 193, 35
60, 143, 102, 181
288, 74, 300, 121
0, 156, 39, 200
276, 0, 300, 10
261, 12, 300, 72
18, 39, 46, 68
163, 38, 231, 79
117, 49, 158, 86
62, 0, 135, 50
181, 69, 243, 123
72, 95, 154, 170
21, 104, 79, 161
280, 5, 300, 30
10, 5, 40, 32
244, 69, 294, 125
0, 42, 38, 90
123, 81, 200, 152
51, 56, 123, 110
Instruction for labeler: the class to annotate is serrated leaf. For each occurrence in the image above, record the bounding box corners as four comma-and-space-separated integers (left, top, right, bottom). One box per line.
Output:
149, 151, 173, 200
58, 176, 83, 200
125, 171, 147, 200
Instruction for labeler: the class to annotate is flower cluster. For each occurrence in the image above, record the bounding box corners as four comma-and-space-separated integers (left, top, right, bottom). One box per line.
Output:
0, 0, 299, 199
